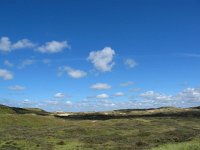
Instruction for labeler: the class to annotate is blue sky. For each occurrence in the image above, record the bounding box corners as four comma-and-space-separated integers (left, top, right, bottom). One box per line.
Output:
0, 0, 200, 112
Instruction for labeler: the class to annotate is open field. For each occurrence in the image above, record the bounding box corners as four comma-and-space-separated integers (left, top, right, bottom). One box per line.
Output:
0, 104, 200, 150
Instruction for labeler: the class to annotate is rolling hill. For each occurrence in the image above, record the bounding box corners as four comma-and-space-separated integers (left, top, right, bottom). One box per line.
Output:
0, 104, 48, 115
0, 104, 200, 150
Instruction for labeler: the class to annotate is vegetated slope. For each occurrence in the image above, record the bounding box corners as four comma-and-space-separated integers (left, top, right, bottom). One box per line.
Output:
152, 139, 200, 150
55, 106, 200, 120
0, 104, 48, 115
0, 104, 16, 114
0, 104, 200, 150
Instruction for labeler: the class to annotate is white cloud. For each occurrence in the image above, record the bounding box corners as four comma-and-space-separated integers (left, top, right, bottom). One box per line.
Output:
4, 60, 14, 67
0, 37, 35, 52
19, 59, 35, 69
58, 66, 87, 79
137, 87, 200, 108
124, 58, 137, 68
96, 100, 116, 107
37, 41, 69, 53
114, 92, 124, 97
66, 101, 73, 106
90, 83, 111, 90
175, 88, 200, 102
140, 91, 155, 97
0, 37, 11, 52
12, 39, 35, 49
10, 86, 200, 111
8, 85, 26, 91
54, 93, 65, 98
0, 36, 72, 54
140, 91, 172, 101
22, 99, 30, 104
120, 81, 134, 87
140, 88, 200, 103
0, 69, 13, 80
96, 93, 110, 99
88, 47, 115, 72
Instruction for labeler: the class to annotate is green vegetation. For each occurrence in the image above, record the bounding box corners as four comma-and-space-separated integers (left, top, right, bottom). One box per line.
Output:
0, 105, 15, 114
152, 139, 200, 150
0, 104, 200, 150
0, 104, 49, 115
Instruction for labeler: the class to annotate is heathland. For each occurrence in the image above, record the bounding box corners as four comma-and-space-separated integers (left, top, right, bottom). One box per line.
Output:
0, 104, 200, 150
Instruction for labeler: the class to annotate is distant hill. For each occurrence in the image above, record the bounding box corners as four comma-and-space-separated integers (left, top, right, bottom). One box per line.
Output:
0, 104, 16, 114
55, 106, 200, 120
1, 104, 200, 120
191, 106, 200, 109
0, 104, 48, 115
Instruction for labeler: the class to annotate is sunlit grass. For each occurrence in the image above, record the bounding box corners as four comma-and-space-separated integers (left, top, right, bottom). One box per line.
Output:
1, 105, 200, 150
0, 113, 200, 150
152, 139, 200, 150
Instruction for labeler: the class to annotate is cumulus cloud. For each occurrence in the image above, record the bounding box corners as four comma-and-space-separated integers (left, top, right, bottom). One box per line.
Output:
175, 88, 200, 102
140, 91, 172, 101
120, 81, 134, 87
12, 39, 35, 49
11, 86, 200, 112
113, 92, 124, 97
54, 93, 65, 98
37, 41, 69, 53
124, 58, 137, 68
88, 47, 115, 72
8, 85, 26, 91
66, 101, 73, 106
19, 59, 35, 69
0, 37, 11, 52
0, 37, 35, 52
0, 37, 70, 54
4, 60, 14, 67
96, 100, 116, 107
90, 83, 111, 90
139, 87, 200, 107
96, 93, 110, 99
58, 66, 87, 78
0, 69, 13, 80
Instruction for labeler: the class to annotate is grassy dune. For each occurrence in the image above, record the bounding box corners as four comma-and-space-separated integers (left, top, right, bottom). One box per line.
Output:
152, 139, 200, 150
0, 105, 200, 150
